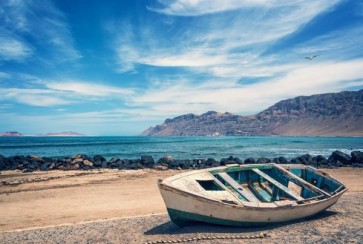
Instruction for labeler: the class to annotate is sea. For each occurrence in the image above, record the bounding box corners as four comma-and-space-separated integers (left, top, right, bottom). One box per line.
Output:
0, 136, 362, 161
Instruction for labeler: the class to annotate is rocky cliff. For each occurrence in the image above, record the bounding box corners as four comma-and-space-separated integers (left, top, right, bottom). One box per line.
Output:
141, 90, 363, 136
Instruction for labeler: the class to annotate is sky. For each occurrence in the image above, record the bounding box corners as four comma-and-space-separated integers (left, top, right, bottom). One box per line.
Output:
0, 0, 363, 136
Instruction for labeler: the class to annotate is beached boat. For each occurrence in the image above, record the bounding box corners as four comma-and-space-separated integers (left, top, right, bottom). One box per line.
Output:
158, 163, 347, 227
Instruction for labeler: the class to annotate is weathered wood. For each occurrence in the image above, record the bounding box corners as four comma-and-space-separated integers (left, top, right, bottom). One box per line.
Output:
251, 168, 304, 201
217, 172, 259, 203
272, 164, 330, 197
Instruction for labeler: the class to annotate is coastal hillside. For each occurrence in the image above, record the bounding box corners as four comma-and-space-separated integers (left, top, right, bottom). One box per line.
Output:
141, 90, 363, 136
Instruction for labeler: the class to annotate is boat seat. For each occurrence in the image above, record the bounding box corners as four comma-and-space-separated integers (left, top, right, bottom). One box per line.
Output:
251, 169, 304, 201
272, 164, 330, 197
217, 172, 259, 203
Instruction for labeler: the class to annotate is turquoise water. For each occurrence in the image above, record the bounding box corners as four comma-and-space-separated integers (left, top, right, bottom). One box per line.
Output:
0, 136, 362, 160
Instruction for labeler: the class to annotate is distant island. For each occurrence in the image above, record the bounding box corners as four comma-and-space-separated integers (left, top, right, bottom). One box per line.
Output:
0, 132, 22, 137
141, 89, 363, 136
0, 131, 84, 137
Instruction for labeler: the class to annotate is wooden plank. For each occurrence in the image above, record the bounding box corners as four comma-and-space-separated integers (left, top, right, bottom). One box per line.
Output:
249, 184, 271, 202
272, 164, 330, 197
251, 168, 304, 201
217, 172, 259, 203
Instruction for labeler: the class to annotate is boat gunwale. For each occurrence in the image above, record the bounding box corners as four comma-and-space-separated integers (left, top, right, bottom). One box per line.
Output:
159, 179, 347, 211
158, 164, 348, 209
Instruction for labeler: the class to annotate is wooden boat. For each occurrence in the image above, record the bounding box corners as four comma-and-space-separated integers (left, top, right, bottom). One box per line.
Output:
158, 163, 347, 227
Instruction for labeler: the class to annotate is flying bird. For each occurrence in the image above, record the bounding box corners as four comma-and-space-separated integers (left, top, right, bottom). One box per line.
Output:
305, 55, 319, 60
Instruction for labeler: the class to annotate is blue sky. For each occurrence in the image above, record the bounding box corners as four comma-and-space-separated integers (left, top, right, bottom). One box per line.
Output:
0, 0, 363, 135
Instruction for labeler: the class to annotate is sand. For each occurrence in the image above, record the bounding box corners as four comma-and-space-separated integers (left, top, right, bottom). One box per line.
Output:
0, 168, 362, 243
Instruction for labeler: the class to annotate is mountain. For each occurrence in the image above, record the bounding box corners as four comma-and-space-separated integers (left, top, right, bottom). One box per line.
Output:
0, 131, 22, 137
141, 90, 363, 136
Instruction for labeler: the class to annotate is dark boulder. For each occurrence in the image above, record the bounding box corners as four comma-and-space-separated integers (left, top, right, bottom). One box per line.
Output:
93, 155, 106, 162
330, 150, 352, 165
72, 154, 92, 161
101, 161, 109, 168
128, 159, 143, 169
298, 154, 313, 165
157, 155, 173, 165
351, 151, 363, 164
256, 157, 271, 164
192, 159, 207, 168
108, 157, 121, 169
0, 155, 8, 170
220, 156, 242, 165
278, 157, 288, 164
141, 155, 155, 168
272, 158, 280, 164
40, 162, 50, 171
313, 155, 328, 167
290, 158, 302, 164
206, 158, 219, 167
244, 157, 256, 164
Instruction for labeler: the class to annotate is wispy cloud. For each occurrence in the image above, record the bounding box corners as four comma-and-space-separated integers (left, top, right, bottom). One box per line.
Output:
0, 88, 71, 106
0, 0, 80, 62
113, 0, 342, 76
148, 0, 292, 16
46, 81, 135, 97
0, 33, 32, 61
0, 79, 135, 107
128, 59, 363, 116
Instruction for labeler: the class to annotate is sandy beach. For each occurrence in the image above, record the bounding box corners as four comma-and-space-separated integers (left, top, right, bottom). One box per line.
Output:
0, 168, 362, 243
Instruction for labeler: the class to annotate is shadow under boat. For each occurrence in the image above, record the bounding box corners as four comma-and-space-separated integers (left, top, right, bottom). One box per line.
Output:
144, 209, 338, 236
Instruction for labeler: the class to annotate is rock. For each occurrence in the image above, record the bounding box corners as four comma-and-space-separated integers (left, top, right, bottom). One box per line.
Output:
256, 157, 271, 164
108, 158, 121, 169
171, 160, 191, 169
0, 155, 7, 170
290, 158, 302, 164
102, 161, 109, 168
206, 158, 219, 167
157, 155, 173, 164
244, 157, 256, 164
330, 150, 352, 165
71, 158, 83, 165
83, 160, 93, 167
220, 156, 241, 165
351, 151, 363, 164
298, 154, 313, 165
40, 163, 50, 171
278, 157, 288, 164
93, 155, 106, 162
141, 156, 155, 168
220, 158, 228, 165
125, 159, 143, 169
191, 159, 206, 168
48, 163, 56, 170
313, 155, 328, 167
273, 158, 280, 164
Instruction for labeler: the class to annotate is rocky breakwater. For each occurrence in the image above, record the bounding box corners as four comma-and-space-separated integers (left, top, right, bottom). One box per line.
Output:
0, 151, 362, 173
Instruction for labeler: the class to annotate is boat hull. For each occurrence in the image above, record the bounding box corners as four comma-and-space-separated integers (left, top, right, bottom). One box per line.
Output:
159, 182, 346, 227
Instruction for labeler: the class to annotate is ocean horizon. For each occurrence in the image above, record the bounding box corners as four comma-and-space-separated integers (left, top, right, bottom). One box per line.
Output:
1, 136, 362, 160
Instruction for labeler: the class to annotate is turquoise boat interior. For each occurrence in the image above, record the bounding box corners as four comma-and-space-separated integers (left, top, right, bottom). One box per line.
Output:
196, 164, 346, 204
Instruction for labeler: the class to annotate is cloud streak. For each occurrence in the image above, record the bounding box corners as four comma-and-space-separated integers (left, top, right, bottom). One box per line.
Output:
114, 0, 342, 77
0, 0, 80, 62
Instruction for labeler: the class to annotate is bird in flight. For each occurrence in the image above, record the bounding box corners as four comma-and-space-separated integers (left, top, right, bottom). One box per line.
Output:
305, 55, 319, 60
